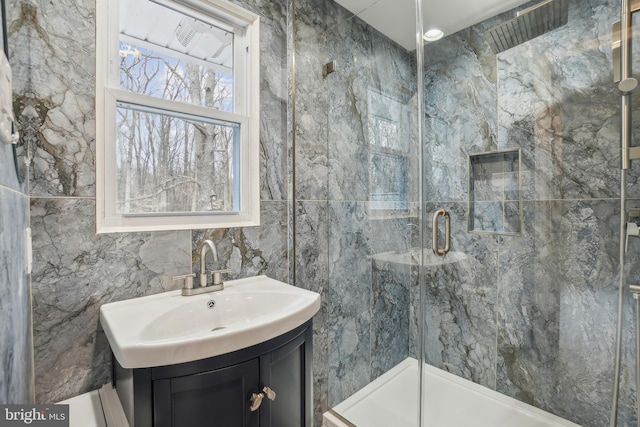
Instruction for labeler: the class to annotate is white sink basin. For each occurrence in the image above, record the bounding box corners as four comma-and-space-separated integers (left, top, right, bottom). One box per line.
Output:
100, 275, 321, 369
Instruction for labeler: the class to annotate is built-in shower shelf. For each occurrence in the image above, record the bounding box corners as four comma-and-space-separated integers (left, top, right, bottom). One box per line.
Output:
468, 149, 521, 235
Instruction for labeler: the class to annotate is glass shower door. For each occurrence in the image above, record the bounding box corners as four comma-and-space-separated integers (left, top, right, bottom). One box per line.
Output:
318, 3, 422, 427
418, 0, 631, 426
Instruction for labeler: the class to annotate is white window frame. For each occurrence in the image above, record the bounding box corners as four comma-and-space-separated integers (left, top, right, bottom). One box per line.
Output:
96, 0, 260, 233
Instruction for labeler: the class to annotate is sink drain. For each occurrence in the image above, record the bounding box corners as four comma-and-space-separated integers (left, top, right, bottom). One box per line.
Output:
211, 326, 226, 332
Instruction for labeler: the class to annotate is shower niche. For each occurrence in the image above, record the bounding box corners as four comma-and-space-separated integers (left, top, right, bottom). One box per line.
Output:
468, 149, 521, 235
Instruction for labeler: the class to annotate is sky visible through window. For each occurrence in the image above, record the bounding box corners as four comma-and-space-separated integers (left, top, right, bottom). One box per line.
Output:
118, 41, 234, 111
115, 40, 237, 214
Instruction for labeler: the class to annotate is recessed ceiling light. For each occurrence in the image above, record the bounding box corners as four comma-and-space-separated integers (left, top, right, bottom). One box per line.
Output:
423, 29, 444, 42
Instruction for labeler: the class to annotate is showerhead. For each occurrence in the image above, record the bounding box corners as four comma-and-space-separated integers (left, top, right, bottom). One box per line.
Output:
484, 0, 569, 54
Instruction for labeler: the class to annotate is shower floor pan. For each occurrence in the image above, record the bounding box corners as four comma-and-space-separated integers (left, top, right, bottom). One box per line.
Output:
323, 358, 582, 427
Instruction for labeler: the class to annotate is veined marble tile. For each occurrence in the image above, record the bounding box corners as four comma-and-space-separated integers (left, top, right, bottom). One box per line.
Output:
370, 215, 414, 255
496, 200, 622, 427
260, 84, 289, 201
423, 23, 498, 203
496, 0, 620, 200
294, 200, 329, 421
295, 201, 328, 294
191, 201, 290, 284
327, 67, 371, 201
328, 201, 371, 293
369, 28, 416, 93
0, 187, 32, 404
294, 0, 329, 201
370, 215, 415, 379
371, 260, 410, 380
328, 304, 371, 407
30, 198, 191, 403
328, 201, 372, 406
497, 57, 619, 201
325, 9, 371, 202
12, 0, 96, 197
421, 202, 499, 388
251, 0, 290, 202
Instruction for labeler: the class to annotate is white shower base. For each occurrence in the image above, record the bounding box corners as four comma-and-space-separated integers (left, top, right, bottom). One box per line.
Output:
323, 358, 582, 427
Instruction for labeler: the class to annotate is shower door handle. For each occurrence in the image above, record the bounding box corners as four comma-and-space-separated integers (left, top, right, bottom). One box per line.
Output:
432, 209, 450, 257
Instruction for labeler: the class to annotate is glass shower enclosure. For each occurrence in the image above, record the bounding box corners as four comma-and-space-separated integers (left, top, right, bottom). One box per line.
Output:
419, 0, 637, 426
307, 0, 640, 426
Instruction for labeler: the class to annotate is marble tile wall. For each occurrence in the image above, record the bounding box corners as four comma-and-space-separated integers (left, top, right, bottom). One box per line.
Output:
0, 0, 32, 405
286, 0, 419, 418
419, 0, 637, 425
304, 0, 418, 410
0, 163, 32, 404
497, 200, 624, 426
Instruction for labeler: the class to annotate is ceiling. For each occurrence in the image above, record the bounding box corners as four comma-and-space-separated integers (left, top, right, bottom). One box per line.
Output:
333, 0, 533, 51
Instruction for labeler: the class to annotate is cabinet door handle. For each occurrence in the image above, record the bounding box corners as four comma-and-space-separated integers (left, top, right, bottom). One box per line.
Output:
262, 386, 276, 401
249, 386, 276, 411
249, 392, 264, 411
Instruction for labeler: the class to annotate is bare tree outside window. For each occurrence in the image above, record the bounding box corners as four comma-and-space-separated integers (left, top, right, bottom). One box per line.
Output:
115, 39, 237, 214
97, 0, 259, 232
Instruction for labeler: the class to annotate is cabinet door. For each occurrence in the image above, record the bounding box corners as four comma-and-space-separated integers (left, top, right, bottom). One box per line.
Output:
154, 358, 260, 427
260, 325, 312, 427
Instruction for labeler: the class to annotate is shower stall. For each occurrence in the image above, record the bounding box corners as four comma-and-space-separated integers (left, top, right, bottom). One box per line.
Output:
291, 0, 640, 426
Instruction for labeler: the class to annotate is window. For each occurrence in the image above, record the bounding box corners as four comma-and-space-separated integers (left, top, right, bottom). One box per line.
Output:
96, 0, 259, 232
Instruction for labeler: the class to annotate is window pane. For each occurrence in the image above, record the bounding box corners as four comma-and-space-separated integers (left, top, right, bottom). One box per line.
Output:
115, 103, 239, 215
119, 0, 234, 111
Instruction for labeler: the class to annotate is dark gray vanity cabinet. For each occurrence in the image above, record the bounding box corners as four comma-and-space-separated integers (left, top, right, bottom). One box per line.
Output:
153, 358, 261, 427
114, 321, 313, 427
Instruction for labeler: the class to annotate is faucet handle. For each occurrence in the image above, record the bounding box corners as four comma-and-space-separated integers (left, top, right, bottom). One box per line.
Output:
172, 273, 195, 290
210, 269, 232, 286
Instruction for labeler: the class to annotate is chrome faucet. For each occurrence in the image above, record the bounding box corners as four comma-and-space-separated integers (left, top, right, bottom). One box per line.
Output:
172, 239, 231, 296
200, 239, 222, 287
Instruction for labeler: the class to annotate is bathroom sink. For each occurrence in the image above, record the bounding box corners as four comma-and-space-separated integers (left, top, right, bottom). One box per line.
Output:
100, 275, 321, 369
